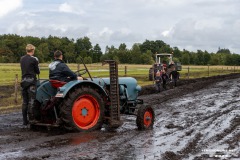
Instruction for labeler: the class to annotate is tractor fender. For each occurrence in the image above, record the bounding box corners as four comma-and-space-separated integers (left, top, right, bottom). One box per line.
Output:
55, 80, 108, 99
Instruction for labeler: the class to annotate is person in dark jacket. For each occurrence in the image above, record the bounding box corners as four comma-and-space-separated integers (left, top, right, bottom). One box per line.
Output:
161, 69, 169, 90
169, 68, 179, 87
20, 44, 40, 125
155, 70, 162, 92
49, 50, 83, 82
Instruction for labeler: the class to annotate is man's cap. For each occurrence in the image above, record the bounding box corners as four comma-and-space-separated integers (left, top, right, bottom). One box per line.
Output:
54, 50, 63, 58
26, 44, 35, 52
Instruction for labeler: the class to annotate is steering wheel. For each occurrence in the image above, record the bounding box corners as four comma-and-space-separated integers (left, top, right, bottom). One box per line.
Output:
75, 69, 87, 76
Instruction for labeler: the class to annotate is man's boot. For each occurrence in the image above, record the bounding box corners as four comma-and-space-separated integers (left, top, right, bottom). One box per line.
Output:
28, 100, 35, 121
28, 85, 38, 123
22, 104, 28, 125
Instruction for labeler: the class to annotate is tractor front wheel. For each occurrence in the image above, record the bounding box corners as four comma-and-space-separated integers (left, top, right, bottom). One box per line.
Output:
136, 105, 155, 130
61, 86, 104, 132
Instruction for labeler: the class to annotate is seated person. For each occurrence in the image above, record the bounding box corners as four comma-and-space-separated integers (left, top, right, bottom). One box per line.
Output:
49, 50, 83, 82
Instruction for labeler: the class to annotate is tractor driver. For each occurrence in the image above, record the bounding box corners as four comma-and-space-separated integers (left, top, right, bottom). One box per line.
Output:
49, 50, 83, 82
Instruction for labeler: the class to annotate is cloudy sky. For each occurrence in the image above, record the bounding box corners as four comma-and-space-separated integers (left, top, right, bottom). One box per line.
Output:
0, 0, 239, 53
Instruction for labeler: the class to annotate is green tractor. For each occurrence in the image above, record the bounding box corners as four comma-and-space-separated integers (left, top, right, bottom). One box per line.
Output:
31, 60, 154, 131
148, 53, 182, 81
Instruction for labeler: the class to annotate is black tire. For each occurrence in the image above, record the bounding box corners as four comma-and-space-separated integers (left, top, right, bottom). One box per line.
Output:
136, 105, 155, 130
60, 86, 104, 132
33, 100, 41, 121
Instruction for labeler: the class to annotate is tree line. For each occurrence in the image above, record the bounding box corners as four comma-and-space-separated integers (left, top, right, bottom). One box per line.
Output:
0, 34, 239, 65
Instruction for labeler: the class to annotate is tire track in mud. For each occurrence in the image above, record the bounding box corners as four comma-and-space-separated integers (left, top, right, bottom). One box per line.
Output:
163, 132, 203, 160
150, 77, 240, 159
162, 103, 240, 159
192, 94, 240, 159
140, 73, 240, 105
140, 73, 240, 96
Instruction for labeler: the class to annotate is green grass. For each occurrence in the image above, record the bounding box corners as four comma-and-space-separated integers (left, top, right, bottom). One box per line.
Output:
180, 65, 240, 79
0, 63, 153, 86
0, 87, 21, 111
0, 63, 239, 86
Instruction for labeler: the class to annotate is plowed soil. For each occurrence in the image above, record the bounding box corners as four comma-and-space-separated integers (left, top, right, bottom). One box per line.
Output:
0, 74, 239, 160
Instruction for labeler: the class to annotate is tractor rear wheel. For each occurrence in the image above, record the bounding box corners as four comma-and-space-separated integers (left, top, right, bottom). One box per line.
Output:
60, 86, 104, 132
136, 105, 155, 130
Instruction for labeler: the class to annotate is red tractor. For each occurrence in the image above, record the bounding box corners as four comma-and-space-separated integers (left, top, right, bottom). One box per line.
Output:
148, 53, 182, 81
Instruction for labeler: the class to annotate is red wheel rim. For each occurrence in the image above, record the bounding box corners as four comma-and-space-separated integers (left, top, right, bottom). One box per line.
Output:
144, 110, 153, 128
72, 95, 100, 130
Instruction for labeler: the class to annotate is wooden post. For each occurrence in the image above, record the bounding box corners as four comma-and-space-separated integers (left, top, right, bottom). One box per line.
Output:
187, 67, 190, 79
208, 65, 210, 77
124, 66, 127, 76
14, 74, 18, 103
77, 64, 80, 71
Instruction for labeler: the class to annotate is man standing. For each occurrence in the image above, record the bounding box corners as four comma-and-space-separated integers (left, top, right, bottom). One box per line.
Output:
161, 69, 169, 90
155, 70, 162, 93
169, 68, 179, 87
49, 50, 82, 82
20, 44, 40, 125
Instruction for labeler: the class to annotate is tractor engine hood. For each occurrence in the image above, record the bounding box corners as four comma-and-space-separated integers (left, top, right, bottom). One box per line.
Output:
92, 77, 141, 101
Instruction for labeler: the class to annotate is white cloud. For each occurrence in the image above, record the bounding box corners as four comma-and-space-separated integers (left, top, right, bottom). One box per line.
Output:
160, 16, 240, 53
17, 21, 35, 31
18, 11, 36, 17
0, 0, 22, 18
120, 28, 131, 35
59, 3, 72, 13
162, 27, 174, 38
59, 2, 85, 15
99, 27, 113, 37
195, 19, 223, 30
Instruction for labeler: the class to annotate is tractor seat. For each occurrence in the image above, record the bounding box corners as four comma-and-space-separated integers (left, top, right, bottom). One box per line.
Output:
49, 80, 67, 88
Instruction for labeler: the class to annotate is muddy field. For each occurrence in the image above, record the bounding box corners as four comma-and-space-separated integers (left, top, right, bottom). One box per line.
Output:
0, 74, 240, 160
